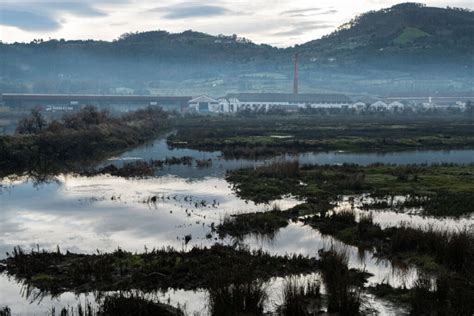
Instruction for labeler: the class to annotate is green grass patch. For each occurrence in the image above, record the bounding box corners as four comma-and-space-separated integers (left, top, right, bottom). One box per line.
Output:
394, 27, 430, 45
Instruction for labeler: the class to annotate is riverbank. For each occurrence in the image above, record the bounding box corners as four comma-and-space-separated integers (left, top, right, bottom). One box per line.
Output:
0, 106, 170, 178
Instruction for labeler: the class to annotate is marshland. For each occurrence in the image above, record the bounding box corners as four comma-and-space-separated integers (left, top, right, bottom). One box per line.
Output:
1, 109, 473, 315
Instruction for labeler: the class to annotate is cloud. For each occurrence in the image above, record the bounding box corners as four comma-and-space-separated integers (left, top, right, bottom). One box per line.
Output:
154, 3, 232, 19
0, 9, 60, 31
273, 21, 335, 37
0, 1, 108, 31
281, 8, 325, 15
281, 7, 338, 17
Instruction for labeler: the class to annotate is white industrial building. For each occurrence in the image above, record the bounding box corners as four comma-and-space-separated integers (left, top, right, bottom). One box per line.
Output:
189, 93, 352, 113
369, 101, 389, 110
349, 102, 367, 111
188, 95, 221, 112
387, 101, 405, 110
225, 93, 352, 112
188, 94, 471, 114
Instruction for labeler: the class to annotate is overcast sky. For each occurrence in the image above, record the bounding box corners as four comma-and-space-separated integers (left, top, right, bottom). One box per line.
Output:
0, 0, 472, 47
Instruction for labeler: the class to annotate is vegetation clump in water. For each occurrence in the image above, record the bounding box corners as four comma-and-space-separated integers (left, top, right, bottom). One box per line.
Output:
217, 206, 292, 239
319, 247, 363, 315
0, 245, 319, 295
368, 273, 474, 315
208, 281, 268, 316
10, 294, 185, 316
279, 278, 322, 316
227, 161, 474, 216
304, 211, 474, 275
97, 294, 184, 316
216, 202, 333, 239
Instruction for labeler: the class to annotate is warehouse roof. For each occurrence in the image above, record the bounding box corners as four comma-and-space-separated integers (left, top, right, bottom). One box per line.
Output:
1, 93, 191, 102
225, 93, 351, 103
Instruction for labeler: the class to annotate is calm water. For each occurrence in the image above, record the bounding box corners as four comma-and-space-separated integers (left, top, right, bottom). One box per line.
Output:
1, 134, 473, 315
105, 134, 474, 178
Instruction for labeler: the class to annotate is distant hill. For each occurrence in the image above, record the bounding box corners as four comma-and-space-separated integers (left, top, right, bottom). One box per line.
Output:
0, 3, 472, 96
297, 3, 473, 67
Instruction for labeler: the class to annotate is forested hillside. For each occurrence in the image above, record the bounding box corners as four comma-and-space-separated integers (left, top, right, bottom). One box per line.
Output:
1, 3, 472, 96
297, 3, 473, 67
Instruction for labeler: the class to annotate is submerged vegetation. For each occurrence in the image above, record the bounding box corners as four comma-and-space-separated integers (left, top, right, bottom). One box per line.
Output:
169, 116, 474, 159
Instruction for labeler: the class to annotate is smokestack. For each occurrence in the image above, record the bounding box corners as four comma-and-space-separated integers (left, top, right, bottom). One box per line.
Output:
293, 53, 299, 94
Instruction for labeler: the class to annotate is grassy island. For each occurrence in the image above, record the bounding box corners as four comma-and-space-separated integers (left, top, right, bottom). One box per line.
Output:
169, 115, 474, 159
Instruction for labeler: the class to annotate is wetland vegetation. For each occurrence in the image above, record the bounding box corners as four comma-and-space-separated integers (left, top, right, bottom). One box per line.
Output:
169, 115, 474, 159
216, 204, 474, 314
227, 161, 474, 216
0, 245, 319, 295
1, 113, 473, 315
217, 159, 474, 314
0, 106, 170, 178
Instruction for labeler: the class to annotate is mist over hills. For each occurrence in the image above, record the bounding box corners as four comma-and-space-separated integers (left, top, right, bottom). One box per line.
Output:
1, 3, 472, 97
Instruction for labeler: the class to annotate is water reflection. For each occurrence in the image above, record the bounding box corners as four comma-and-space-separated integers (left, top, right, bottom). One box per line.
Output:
0, 174, 468, 313
0, 272, 408, 316
240, 222, 419, 288
334, 195, 473, 230
106, 135, 474, 179
1, 134, 473, 315
0, 174, 299, 258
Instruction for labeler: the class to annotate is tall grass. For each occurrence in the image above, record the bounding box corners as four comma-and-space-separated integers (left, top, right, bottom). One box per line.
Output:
0, 306, 11, 316
208, 281, 267, 316
319, 247, 361, 315
255, 160, 300, 178
389, 224, 474, 273
98, 294, 184, 316
279, 277, 321, 316
409, 273, 474, 315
